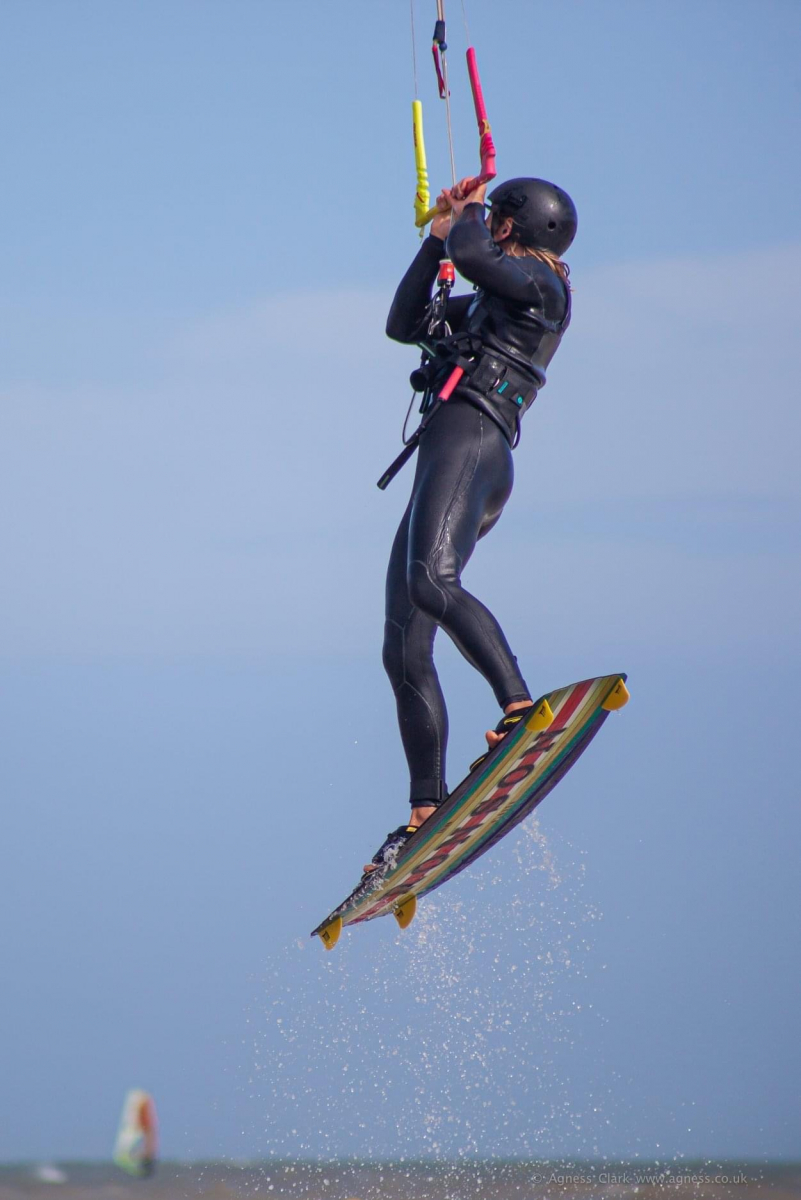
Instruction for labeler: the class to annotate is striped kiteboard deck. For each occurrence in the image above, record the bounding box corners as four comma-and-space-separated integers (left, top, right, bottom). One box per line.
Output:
312, 673, 629, 948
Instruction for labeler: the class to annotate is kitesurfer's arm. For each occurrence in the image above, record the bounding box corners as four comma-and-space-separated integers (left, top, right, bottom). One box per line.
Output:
446, 203, 547, 306
386, 235, 446, 343
386, 229, 473, 343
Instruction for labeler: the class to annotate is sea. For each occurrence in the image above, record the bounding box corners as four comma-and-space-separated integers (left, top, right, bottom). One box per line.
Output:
7, 827, 794, 1200
2, 1161, 800, 1200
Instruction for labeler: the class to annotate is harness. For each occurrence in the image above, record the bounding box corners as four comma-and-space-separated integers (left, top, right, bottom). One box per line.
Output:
416, 330, 543, 411
377, 267, 570, 490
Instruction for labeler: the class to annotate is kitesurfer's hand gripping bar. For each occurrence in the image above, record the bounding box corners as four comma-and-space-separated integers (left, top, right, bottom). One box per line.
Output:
416, 47, 497, 229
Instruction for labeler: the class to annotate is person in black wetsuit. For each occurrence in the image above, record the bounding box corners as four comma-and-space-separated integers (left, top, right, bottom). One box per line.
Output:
364, 175, 576, 875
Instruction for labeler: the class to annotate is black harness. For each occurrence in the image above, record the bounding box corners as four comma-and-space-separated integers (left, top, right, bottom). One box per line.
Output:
378, 270, 570, 489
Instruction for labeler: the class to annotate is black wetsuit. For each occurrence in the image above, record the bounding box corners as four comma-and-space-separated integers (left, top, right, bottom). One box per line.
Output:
383, 203, 571, 807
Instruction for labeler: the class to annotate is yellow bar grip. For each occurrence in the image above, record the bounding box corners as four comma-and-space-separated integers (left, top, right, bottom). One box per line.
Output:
415, 201, 447, 228
412, 100, 430, 235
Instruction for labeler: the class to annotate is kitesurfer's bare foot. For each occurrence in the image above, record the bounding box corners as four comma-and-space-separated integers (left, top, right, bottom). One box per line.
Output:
485, 699, 534, 750
362, 805, 436, 874
410, 803, 438, 828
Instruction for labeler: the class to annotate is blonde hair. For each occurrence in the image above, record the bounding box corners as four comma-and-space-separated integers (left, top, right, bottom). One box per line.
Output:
506, 242, 572, 289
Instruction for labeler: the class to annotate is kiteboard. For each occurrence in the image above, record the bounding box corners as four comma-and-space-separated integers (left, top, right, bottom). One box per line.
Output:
312, 672, 629, 948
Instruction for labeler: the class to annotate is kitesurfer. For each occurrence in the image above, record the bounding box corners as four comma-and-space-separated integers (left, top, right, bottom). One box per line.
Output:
365, 176, 576, 875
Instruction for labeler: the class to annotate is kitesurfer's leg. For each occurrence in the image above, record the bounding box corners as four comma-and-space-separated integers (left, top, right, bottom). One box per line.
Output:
382, 497, 450, 811
372, 402, 532, 874
363, 505, 447, 873
407, 400, 531, 709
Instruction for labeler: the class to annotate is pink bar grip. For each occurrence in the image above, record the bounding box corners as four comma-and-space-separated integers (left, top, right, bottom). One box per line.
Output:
438, 365, 464, 402
466, 48, 487, 123
466, 47, 497, 183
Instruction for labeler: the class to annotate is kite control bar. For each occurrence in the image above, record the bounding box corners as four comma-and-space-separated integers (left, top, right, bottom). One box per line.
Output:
383, 3, 495, 489
415, 43, 497, 228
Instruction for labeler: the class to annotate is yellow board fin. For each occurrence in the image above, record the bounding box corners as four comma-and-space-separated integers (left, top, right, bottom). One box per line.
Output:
393, 894, 417, 930
318, 916, 342, 950
525, 698, 554, 732
602, 678, 630, 711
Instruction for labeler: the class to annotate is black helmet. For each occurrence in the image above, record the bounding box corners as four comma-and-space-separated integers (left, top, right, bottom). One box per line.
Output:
488, 177, 577, 256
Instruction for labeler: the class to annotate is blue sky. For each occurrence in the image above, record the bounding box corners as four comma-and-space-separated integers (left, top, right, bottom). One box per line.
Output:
1, 0, 800, 1166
